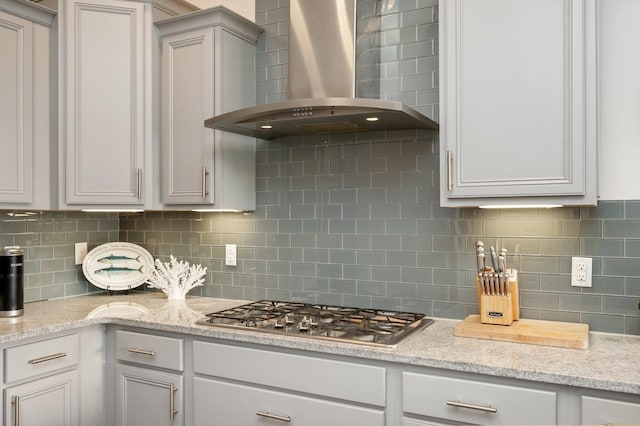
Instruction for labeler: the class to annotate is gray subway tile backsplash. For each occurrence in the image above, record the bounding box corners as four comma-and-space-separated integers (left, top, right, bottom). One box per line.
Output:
1, 0, 638, 337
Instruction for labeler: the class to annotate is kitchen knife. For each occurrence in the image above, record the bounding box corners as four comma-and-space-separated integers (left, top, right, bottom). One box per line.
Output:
476, 248, 485, 275
498, 255, 506, 295
500, 248, 508, 271
490, 246, 499, 272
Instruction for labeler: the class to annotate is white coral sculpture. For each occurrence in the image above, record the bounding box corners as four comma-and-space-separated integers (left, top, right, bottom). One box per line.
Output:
147, 255, 207, 300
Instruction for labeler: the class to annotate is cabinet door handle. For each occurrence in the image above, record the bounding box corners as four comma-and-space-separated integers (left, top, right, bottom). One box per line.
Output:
137, 168, 142, 200
202, 166, 209, 199
127, 347, 156, 357
256, 411, 291, 422
446, 400, 497, 413
28, 352, 67, 364
169, 383, 178, 420
12, 396, 19, 426
447, 149, 453, 191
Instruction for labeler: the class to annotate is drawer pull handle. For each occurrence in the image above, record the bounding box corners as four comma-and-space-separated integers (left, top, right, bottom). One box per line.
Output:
127, 348, 156, 357
12, 396, 20, 426
28, 352, 67, 364
169, 384, 178, 420
256, 411, 291, 422
446, 400, 497, 413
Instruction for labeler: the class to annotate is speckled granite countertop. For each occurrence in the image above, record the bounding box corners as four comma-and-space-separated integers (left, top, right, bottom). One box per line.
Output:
1, 292, 639, 395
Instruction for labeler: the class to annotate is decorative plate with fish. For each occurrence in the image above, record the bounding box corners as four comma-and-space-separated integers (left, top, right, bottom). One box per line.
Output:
82, 242, 155, 291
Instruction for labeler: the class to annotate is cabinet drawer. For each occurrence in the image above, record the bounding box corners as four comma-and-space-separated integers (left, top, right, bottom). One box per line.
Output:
5, 334, 79, 383
193, 341, 385, 406
116, 330, 184, 371
582, 396, 640, 425
402, 372, 556, 425
194, 377, 384, 426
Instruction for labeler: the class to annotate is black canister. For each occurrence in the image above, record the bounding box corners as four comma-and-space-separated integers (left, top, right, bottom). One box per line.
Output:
0, 246, 23, 317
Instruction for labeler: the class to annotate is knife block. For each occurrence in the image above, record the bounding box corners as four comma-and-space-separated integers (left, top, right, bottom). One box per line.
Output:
476, 269, 519, 326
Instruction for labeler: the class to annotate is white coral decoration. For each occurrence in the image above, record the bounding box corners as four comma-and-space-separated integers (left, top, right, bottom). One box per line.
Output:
147, 255, 207, 300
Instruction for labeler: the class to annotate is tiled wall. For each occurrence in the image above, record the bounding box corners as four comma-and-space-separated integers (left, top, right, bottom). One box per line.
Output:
360, 0, 439, 119
0, 211, 119, 302
4, 0, 640, 336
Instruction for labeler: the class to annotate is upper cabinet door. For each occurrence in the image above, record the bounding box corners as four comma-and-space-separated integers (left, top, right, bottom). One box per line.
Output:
63, 0, 149, 205
161, 27, 215, 205
0, 10, 33, 204
440, 0, 597, 207
157, 9, 262, 211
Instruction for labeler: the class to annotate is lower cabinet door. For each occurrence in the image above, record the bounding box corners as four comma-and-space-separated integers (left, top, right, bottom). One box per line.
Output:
193, 377, 385, 426
581, 395, 640, 425
4, 370, 78, 426
116, 364, 183, 426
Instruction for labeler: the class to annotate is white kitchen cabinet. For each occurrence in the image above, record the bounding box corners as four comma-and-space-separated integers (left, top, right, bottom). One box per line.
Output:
4, 370, 78, 426
581, 395, 640, 426
439, 0, 598, 207
56, 0, 197, 210
402, 371, 557, 425
192, 341, 386, 425
0, 1, 55, 209
58, 0, 152, 208
2, 333, 81, 426
116, 364, 183, 426
156, 8, 262, 210
113, 330, 185, 426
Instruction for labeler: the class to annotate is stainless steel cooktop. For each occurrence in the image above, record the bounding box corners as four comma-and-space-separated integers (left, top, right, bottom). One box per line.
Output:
199, 300, 434, 348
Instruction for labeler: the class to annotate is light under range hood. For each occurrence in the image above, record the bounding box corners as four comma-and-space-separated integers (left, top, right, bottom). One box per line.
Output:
204, 0, 439, 140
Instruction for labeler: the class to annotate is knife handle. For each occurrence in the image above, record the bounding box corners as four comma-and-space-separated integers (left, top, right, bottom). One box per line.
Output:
477, 252, 485, 275
490, 246, 499, 272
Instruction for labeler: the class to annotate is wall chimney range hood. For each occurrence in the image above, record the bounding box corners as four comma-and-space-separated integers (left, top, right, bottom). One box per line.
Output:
204, 0, 438, 140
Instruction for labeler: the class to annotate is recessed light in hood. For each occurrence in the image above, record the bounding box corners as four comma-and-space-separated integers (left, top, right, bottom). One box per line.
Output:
205, 0, 439, 140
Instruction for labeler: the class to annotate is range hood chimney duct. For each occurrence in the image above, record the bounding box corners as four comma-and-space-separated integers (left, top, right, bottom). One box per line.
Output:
205, 0, 438, 140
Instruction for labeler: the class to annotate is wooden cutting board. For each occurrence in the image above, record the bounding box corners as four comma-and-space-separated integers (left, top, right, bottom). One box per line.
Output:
454, 315, 589, 349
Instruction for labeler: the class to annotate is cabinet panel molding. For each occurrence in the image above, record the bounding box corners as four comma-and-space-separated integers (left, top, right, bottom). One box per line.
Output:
116, 364, 183, 426
440, 0, 597, 206
161, 28, 214, 204
0, 10, 32, 204
4, 370, 78, 426
62, 0, 149, 206
156, 8, 260, 210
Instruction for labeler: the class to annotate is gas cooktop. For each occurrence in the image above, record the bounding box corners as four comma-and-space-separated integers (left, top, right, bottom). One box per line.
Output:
199, 300, 434, 348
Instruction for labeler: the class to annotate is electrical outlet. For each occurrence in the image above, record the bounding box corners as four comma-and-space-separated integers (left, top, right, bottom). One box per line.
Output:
75, 242, 88, 265
225, 244, 237, 267
571, 257, 592, 287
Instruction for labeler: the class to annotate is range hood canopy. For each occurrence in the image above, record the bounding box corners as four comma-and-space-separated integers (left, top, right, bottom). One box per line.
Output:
205, 0, 438, 140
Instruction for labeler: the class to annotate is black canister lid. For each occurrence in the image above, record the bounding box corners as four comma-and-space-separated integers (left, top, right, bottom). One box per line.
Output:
1, 246, 23, 256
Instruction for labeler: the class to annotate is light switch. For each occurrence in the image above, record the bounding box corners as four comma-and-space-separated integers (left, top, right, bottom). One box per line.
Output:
75, 242, 88, 265
225, 244, 237, 266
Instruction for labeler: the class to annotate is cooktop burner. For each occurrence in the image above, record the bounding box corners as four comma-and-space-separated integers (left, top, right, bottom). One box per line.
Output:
199, 300, 434, 348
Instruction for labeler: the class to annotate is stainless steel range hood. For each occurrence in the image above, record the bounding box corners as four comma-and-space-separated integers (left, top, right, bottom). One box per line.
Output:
204, 0, 438, 140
